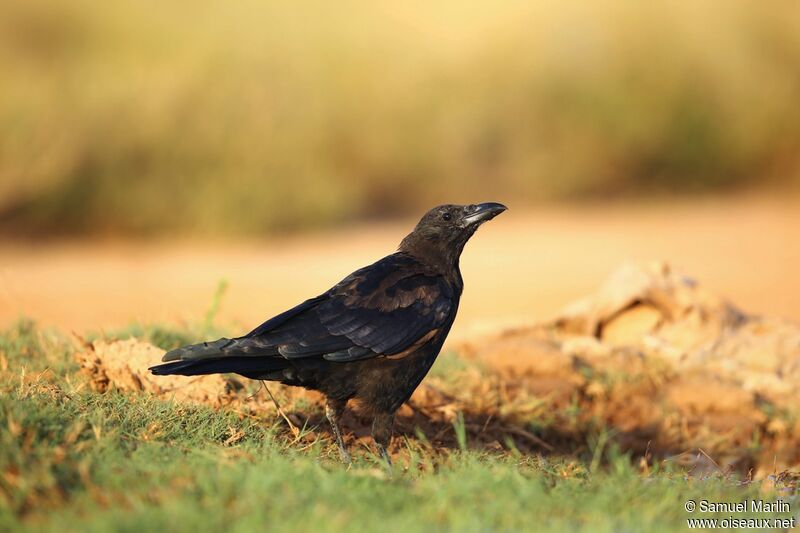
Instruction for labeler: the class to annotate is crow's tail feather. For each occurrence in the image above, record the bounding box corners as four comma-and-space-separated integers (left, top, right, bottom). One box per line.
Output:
161, 338, 235, 362
149, 356, 287, 377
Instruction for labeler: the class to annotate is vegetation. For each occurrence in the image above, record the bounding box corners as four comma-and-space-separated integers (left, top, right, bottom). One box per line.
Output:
1, 320, 796, 531
1, 1, 799, 237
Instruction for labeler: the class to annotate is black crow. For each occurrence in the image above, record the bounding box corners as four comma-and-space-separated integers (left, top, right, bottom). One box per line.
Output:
150, 202, 507, 463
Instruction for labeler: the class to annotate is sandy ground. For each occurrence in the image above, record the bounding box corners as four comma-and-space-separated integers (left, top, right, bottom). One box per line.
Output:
1, 194, 798, 342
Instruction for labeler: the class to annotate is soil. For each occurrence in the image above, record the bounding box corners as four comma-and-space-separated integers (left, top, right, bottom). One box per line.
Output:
2, 194, 800, 338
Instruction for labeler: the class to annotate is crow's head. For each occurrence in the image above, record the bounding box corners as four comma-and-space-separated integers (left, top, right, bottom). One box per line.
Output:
399, 202, 507, 268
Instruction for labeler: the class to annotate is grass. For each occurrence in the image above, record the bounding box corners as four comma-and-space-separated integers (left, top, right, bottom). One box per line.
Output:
0, 320, 797, 532
1, 1, 800, 237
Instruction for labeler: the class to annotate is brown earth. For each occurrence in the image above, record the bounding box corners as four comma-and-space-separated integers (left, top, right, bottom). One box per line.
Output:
2, 194, 800, 339
460, 261, 800, 475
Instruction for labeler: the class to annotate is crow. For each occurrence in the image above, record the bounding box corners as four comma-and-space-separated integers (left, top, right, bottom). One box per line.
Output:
150, 202, 507, 463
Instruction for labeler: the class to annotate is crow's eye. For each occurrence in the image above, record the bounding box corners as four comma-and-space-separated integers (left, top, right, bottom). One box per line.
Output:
442, 212, 452, 221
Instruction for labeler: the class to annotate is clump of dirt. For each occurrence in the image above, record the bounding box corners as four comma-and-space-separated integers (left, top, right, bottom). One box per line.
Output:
460, 261, 800, 475
77, 339, 239, 405
76, 338, 329, 429
75, 262, 800, 475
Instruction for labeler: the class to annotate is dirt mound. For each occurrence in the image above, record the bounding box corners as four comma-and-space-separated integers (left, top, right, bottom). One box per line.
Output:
77, 339, 239, 405
75, 263, 800, 474
461, 262, 800, 474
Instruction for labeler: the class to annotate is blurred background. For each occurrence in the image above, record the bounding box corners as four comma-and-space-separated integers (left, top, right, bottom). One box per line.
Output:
1, 0, 799, 331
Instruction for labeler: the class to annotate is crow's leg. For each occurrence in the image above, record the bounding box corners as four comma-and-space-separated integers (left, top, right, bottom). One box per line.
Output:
325, 398, 351, 464
371, 411, 395, 466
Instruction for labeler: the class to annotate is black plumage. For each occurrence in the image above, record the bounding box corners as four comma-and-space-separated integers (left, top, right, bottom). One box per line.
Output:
150, 202, 507, 463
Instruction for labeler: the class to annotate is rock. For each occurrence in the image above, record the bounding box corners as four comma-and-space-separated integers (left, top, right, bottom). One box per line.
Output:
460, 261, 800, 472
601, 303, 662, 345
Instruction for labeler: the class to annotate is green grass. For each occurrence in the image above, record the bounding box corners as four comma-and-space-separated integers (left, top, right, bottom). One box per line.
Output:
0, 321, 796, 532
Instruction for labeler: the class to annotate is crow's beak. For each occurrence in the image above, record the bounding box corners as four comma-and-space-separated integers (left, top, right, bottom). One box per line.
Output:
463, 202, 508, 225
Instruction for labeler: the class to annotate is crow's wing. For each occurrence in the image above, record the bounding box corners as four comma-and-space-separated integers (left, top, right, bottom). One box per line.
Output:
161, 253, 454, 364
160, 295, 327, 362
314, 256, 454, 359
